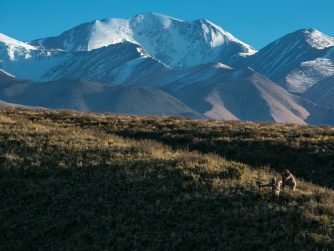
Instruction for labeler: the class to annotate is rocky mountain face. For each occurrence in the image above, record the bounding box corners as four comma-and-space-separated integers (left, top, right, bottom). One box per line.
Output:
40, 42, 169, 84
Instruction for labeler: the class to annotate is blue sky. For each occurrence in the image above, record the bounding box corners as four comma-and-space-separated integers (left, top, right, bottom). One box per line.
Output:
0, 0, 333, 49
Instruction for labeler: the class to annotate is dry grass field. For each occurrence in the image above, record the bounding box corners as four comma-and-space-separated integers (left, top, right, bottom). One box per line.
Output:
0, 107, 333, 250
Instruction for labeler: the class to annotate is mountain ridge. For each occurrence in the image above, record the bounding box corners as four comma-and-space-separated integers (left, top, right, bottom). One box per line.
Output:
30, 12, 256, 68
1, 13, 334, 125
245, 28, 334, 93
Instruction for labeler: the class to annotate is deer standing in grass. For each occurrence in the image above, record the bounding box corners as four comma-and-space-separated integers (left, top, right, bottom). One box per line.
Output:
281, 169, 297, 191
257, 178, 282, 202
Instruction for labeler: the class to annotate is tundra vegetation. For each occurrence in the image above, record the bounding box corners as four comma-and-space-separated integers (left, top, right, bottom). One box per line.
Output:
0, 107, 333, 250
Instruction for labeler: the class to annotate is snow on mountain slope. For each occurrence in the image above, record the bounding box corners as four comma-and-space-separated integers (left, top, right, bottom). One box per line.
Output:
0, 33, 36, 50
129, 13, 256, 68
0, 33, 68, 81
0, 33, 38, 61
303, 75, 334, 109
88, 18, 135, 50
304, 29, 334, 49
0, 33, 165, 83
285, 58, 334, 91
246, 29, 334, 93
31, 12, 256, 68
41, 42, 169, 84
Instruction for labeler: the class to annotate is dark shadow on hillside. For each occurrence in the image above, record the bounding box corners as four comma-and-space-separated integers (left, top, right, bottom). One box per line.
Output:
107, 129, 334, 189
3, 108, 334, 188
0, 149, 331, 250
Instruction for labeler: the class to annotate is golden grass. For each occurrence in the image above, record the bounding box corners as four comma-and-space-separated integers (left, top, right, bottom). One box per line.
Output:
0, 107, 333, 250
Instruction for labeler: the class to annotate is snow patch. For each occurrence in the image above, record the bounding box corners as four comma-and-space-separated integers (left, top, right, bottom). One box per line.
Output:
213, 62, 233, 70
133, 12, 182, 28
0, 33, 37, 50
0, 33, 40, 61
199, 19, 256, 54
286, 58, 334, 92
88, 19, 136, 51
304, 29, 334, 49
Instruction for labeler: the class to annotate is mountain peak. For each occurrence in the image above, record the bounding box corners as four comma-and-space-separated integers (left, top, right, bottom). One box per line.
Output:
130, 12, 183, 29
0, 33, 19, 44
288, 28, 334, 49
247, 27, 334, 93
134, 12, 183, 21
29, 13, 255, 69
0, 33, 39, 61
0, 33, 36, 50
303, 29, 334, 49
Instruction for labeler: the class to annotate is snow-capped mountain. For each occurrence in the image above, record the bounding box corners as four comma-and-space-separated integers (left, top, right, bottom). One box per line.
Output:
2, 13, 334, 125
0, 33, 38, 61
0, 33, 67, 81
246, 29, 334, 93
0, 36, 167, 83
31, 12, 256, 68
41, 42, 169, 84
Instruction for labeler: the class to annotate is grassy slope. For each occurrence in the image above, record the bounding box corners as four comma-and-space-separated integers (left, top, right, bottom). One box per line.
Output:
66, 114, 334, 188
0, 107, 333, 250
